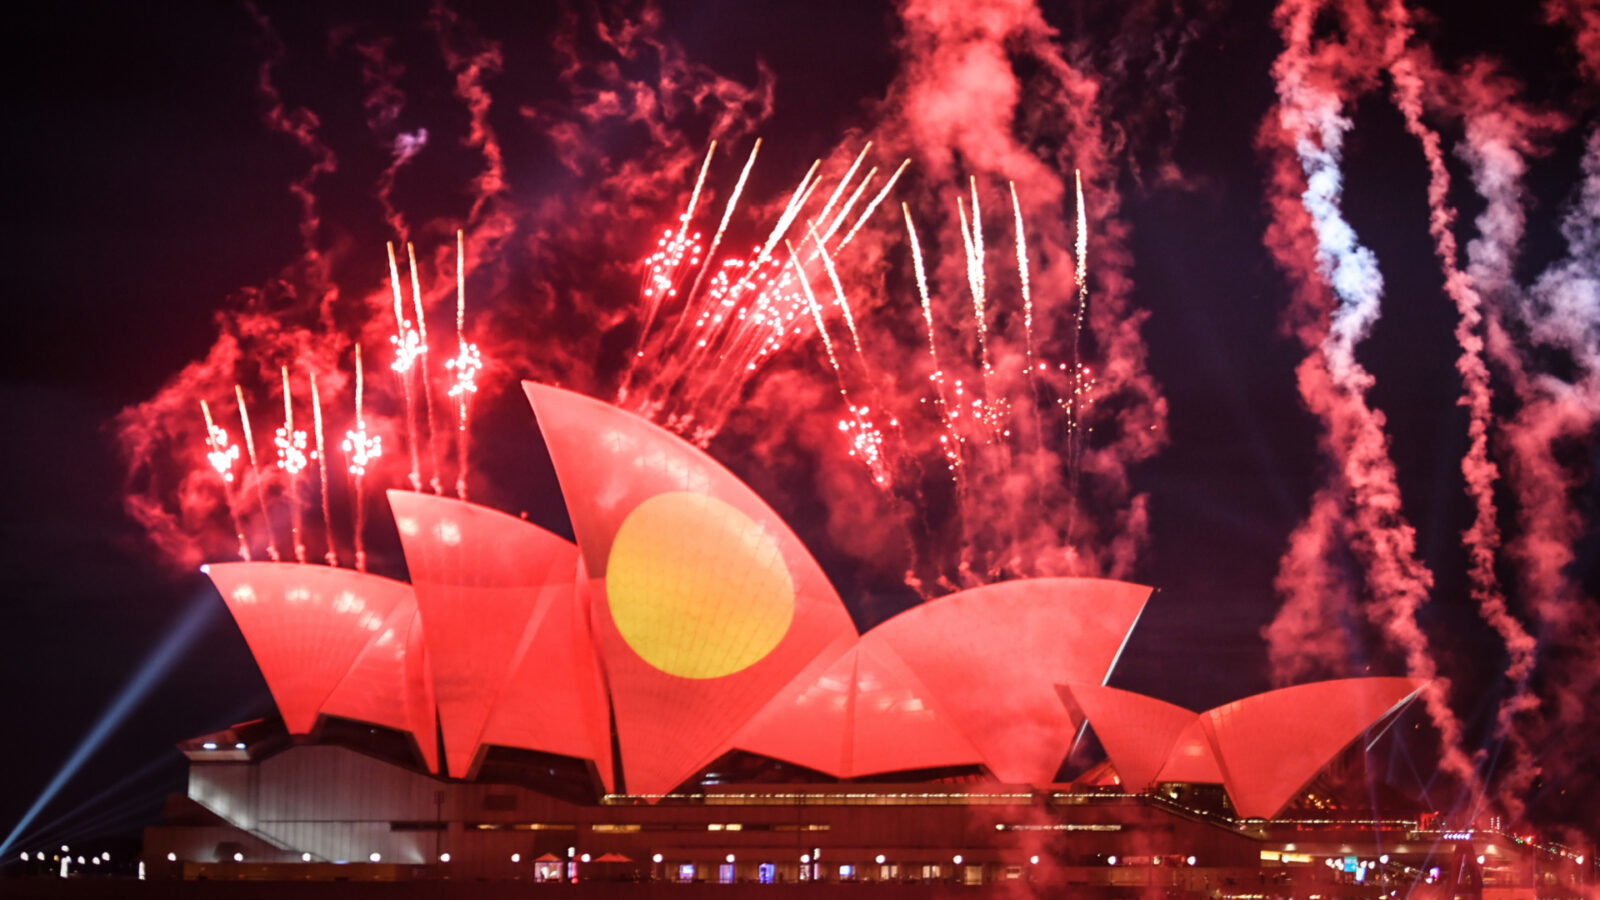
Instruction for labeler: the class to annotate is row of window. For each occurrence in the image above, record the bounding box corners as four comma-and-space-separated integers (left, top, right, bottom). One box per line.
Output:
400, 821, 833, 833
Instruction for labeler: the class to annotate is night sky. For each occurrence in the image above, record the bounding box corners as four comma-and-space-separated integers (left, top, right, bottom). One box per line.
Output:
3, 0, 1597, 859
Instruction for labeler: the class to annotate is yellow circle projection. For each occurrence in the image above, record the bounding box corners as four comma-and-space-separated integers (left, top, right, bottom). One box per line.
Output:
606, 491, 795, 679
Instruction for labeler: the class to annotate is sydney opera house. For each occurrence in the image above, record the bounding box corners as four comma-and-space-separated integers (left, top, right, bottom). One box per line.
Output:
141, 384, 1593, 897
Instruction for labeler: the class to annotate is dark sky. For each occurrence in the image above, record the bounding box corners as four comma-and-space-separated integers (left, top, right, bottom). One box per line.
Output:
2, 0, 1596, 858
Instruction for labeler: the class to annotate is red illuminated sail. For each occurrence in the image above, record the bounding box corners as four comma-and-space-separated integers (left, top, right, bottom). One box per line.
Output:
524, 382, 858, 795
205, 563, 412, 735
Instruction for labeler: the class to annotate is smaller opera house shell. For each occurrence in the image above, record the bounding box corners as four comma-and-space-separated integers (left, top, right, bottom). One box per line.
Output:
161, 383, 1430, 883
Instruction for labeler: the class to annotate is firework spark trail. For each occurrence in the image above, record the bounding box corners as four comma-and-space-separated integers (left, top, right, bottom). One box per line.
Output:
1011, 182, 1034, 373
956, 196, 991, 379
446, 229, 482, 500
685, 138, 761, 306
235, 384, 280, 563
903, 203, 963, 478
406, 242, 444, 495
1383, 6, 1539, 816
342, 344, 381, 573
822, 166, 876, 243
814, 142, 873, 231
1065, 169, 1089, 546
758, 159, 823, 264
199, 400, 249, 561
787, 241, 890, 486
275, 365, 308, 564
309, 374, 336, 567
621, 142, 719, 394
837, 158, 910, 250
1267, 0, 1476, 789
806, 221, 863, 356
387, 242, 424, 492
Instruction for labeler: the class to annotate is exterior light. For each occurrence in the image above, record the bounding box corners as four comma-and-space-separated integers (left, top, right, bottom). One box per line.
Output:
77, 856, 86, 864
876, 855, 886, 864
369, 852, 381, 863
567, 846, 575, 858
726, 854, 736, 864
1108, 856, 1118, 866
1153, 856, 1162, 865
995, 823, 1005, 831
953, 855, 963, 865
19, 852, 28, 861
511, 853, 521, 863
92, 857, 101, 865
61, 845, 69, 853
1187, 856, 1197, 866
202, 742, 217, 750
101, 852, 109, 861
1476, 855, 1485, 865
301, 852, 311, 862
231, 853, 242, 862
1030, 855, 1040, 865
439, 853, 450, 863
1379, 854, 1389, 864
581, 853, 591, 863
652, 854, 663, 864
801, 855, 811, 864
1577, 856, 1585, 865
234, 742, 246, 750
167, 853, 176, 862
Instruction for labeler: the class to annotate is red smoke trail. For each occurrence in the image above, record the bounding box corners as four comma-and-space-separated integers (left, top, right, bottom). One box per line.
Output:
1262, 0, 1476, 788
352, 37, 427, 244
1382, 1, 1539, 818
428, 2, 505, 228
245, 3, 339, 316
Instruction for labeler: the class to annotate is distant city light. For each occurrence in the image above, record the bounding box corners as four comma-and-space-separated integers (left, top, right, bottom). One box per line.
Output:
511, 853, 521, 863
439, 853, 450, 863
1108, 856, 1118, 866
301, 852, 311, 862
19, 852, 27, 861
876, 854, 886, 864
1477, 855, 1486, 865
202, 742, 217, 750
581, 853, 591, 863
234, 742, 246, 750
801, 854, 810, 864
232, 853, 242, 862
725, 854, 735, 863
1187, 856, 1197, 866
167, 852, 176, 862
370, 852, 381, 862
652, 853, 663, 864
953, 855, 963, 865
1379, 854, 1389, 864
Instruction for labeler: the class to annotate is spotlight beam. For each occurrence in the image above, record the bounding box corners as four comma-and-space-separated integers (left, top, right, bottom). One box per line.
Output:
0, 590, 216, 857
